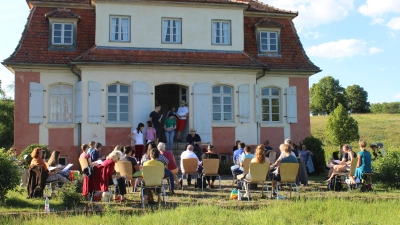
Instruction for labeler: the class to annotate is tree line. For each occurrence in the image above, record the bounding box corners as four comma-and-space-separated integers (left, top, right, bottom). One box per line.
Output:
310, 76, 399, 115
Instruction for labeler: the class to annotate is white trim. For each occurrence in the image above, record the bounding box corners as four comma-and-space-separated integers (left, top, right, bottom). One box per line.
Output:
211, 123, 237, 127
103, 123, 132, 128
45, 123, 76, 128
211, 20, 231, 45
161, 18, 182, 44
109, 15, 131, 42
261, 87, 281, 122
212, 85, 233, 122
52, 22, 74, 45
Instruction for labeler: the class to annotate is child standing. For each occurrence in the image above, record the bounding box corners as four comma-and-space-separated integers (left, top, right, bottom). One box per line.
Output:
129, 123, 145, 160
145, 121, 157, 148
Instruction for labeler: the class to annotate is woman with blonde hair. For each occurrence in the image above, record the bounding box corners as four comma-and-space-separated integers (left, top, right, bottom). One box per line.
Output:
353, 140, 372, 181
239, 144, 269, 198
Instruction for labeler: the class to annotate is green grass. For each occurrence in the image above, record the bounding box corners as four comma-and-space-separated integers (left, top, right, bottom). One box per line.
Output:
1, 198, 399, 224
311, 113, 400, 161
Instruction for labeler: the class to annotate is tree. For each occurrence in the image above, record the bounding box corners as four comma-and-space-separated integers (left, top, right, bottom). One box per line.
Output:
345, 85, 370, 113
0, 89, 14, 149
326, 103, 360, 146
0, 150, 21, 203
310, 76, 347, 115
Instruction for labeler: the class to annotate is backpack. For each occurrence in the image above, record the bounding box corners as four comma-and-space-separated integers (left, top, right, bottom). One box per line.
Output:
328, 177, 342, 191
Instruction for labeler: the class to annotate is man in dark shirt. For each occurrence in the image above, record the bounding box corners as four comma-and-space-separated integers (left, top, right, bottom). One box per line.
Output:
186, 128, 202, 160
119, 146, 142, 191
149, 104, 162, 139
232, 140, 240, 152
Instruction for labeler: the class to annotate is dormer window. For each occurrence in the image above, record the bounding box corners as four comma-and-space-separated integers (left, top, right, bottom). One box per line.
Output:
52, 23, 73, 45
255, 18, 284, 56
45, 9, 80, 50
260, 31, 278, 52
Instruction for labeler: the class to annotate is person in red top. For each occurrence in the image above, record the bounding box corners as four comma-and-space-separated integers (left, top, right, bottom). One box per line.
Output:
158, 142, 180, 189
101, 151, 127, 202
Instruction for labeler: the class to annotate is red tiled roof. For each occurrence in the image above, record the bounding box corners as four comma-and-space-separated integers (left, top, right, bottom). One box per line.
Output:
255, 18, 284, 27
3, 7, 95, 65
45, 8, 80, 19
71, 46, 265, 68
244, 17, 320, 72
247, 1, 298, 15
28, 0, 91, 3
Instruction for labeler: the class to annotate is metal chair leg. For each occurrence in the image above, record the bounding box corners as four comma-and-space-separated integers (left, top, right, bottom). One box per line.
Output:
219, 175, 221, 190
276, 183, 279, 200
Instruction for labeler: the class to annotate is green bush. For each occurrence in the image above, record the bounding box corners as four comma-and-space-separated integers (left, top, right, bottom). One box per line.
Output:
373, 150, 400, 190
17, 144, 50, 169
0, 151, 22, 204
60, 180, 82, 207
218, 161, 234, 175
300, 136, 326, 174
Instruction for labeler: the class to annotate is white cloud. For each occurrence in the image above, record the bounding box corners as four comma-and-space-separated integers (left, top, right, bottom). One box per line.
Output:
387, 31, 396, 38
304, 31, 325, 39
395, 93, 400, 99
306, 39, 367, 59
387, 17, 400, 30
261, 0, 355, 31
358, 0, 400, 18
369, 47, 384, 54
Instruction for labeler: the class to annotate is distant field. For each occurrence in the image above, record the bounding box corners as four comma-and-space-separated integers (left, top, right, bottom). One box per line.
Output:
310, 113, 400, 161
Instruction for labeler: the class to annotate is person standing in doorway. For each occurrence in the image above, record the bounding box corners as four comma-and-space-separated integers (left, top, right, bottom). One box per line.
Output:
149, 104, 162, 142
176, 100, 189, 143
164, 112, 177, 150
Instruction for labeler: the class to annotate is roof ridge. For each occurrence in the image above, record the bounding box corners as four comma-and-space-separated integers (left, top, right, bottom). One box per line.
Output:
45, 8, 81, 19
72, 45, 98, 61
247, 0, 298, 15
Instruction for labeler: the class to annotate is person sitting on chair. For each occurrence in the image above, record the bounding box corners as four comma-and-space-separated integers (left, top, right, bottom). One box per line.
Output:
269, 144, 298, 198
233, 145, 254, 175
180, 145, 202, 186
202, 144, 219, 188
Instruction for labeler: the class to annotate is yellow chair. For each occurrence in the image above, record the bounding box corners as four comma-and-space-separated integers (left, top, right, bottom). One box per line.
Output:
115, 161, 137, 193
201, 159, 221, 190
243, 161, 270, 201
79, 158, 89, 172
232, 158, 252, 185
276, 163, 299, 199
181, 158, 199, 190
141, 164, 166, 207
335, 158, 358, 191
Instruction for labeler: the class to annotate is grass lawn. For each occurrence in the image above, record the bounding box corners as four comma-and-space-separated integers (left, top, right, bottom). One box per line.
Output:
311, 113, 400, 160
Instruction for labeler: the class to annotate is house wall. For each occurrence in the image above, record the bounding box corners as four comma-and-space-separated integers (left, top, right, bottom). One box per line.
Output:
95, 2, 244, 51
289, 77, 311, 144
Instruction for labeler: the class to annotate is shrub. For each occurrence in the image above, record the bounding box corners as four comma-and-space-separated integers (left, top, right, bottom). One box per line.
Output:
60, 180, 82, 207
299, 136, 326, 174
373, 150, 400, 190
0, 151, 22, 203
17, 144, 50, 169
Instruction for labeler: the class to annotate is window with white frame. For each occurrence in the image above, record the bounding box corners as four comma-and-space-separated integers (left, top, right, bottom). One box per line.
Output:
212, 21, 231, 45
259, 31, 278, 52
212, 85, 233, 121
52, 23, 73, 45
162, 18, 181, 44
110, 16, 130, 42
261, 87, 280, 122
50, 85, 73, 123
107, 84, 129, 122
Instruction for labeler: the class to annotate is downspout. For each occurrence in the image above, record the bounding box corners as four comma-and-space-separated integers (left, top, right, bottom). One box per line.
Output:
255, 69, 267, 145
70, 66, 81, 159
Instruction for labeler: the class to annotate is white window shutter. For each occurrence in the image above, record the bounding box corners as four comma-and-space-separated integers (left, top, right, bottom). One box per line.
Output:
254, 84, 261, 123
131, 81, 152, 129
286, 86, 297, 123
238, 84, 250, 123
88, 81, 102, 123
193, 82, 212, 143
75, 81, 82, 123
29, 82, 44, 124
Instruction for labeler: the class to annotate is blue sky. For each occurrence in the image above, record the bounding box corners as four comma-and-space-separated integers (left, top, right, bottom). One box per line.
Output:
0, 0, 399, 103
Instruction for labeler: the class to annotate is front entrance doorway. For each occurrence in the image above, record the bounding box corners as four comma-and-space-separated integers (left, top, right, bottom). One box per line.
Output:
155, 84, 189, 147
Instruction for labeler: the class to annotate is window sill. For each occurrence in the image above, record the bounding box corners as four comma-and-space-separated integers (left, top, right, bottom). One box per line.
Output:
103, 123, 132, 128
211, 122, 237, 127
258, 53, 281, 57
259, 122, 285, 128
45, 123, 76, 129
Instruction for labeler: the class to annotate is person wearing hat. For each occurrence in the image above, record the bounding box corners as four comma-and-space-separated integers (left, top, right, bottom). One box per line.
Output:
176, 100, 189, 143
186, 128, 202, 160
202, 144, 219, 188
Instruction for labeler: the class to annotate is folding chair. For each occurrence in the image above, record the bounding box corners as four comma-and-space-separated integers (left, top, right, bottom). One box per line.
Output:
335, 159, 358, 191
79, 158, 89, 172
232, 158, 252, 186
201, 159, 221, 191
276, 163, 299, 199
141, 164, 166, 207
181, 158, 199, 190
115, 161, 136, 193
242, 161, 270, 201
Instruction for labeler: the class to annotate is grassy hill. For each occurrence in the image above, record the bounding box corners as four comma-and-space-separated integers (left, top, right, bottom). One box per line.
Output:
310, 113, 400, 161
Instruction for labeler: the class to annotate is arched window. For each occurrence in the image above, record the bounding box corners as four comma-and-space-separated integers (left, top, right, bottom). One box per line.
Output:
212, 85, 233, 121
107, 83, 129, 122
49, 85, 73, 122
261, 87, 280, 122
